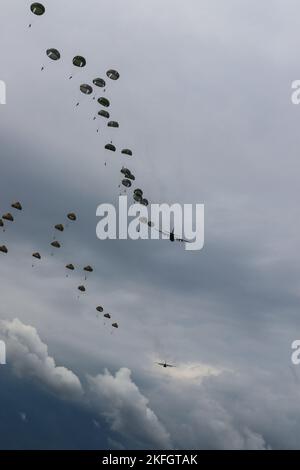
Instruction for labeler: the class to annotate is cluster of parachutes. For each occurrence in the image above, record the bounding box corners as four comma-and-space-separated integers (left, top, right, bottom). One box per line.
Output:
0, 203, 119, 330
30, 2, 150, 210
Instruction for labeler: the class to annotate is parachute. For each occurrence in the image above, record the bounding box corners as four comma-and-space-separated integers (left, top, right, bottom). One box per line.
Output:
108, 121, 119, 128
93, 78, 106, 88
141, 199, 149, 206
51, 241, 61, 249
29, 3, 45, 26
0, 246, 8, 254
30, 3, 45, 15
106, 70, 120, 81
105, 144, 116, 152
32, 252, 41, 259
98, 110, 110, 119
69, 56, 86, 79
73, 56, 86, 68
11, 202, 22, 211
78, 285, 86, 292
104, 313, 111, 319
66, 263, 75, 271
134, 189, 143, 197
121, 149, 133, 157
96, 306, 104, 313
67, 213, 77, 221
83, 265, 93, 273
80, 84, 93, 95
98, 97, 110, 107
2, 213, 14, 222
55, 224, 64, 232
112, 322, 119, 329
122, 179, 132, 188
46, 48, 61, 61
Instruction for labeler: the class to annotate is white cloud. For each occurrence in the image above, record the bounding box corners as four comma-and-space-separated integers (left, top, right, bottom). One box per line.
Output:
0, 318, 83, 400
87, 368, 172, 449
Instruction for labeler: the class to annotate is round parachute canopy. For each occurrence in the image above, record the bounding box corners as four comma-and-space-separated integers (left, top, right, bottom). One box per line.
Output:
96, 306, 104, 313
134, 188, 143, 197
0, 219, 3, 227
141, 199, 149, 207
98, 110, 110, 119
107, 121, 119, 128
3, 213, 14, 222
106, 69, 120, 81
78, 285, 86, 292
133, 193, 142, 203
93, 78, 106, 88
11, 202, 22, 211
73, 56, 86, 68
51, 241, 61, 249
30, 3, 45, 15
32, 252, 41, 260
55, 224, 64, 232
67, 213, 77, 221
80, 84, 93, 95
105, 143, 116, 152
46, 48, 61, 61
112, 322, 119, 329
66, 263, 75, 271
104, 313, 111, 319
121, 167, 130, 176
83, 265, 93, 273
121, 149, 132, 157
98, 97, 110, 107
0, 245, 8, 254
127, 173, 135, 181
122, 179, 132, 188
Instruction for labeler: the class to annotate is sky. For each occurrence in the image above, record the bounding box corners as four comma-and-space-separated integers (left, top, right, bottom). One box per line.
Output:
0, 0, 300, 450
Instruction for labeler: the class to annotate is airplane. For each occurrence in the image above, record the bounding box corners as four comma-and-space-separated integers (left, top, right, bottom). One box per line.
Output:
139, 217, 191, 243
156, 361, 176, 368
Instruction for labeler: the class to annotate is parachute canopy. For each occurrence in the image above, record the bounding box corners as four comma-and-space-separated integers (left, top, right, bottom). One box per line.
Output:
11, 202, 22, 211
108, 121, 119, 128
141, 199, 149, 207
98, 110, 110, 119
104, 313, 111, 319
67, 213, 77, 221
32, 252, 41, 260
106, 69, 120, 81
98, 97, 110, 107
80, 84, 93, 95
55, 224, 64, 232
0, 245, 8, 254
30, 3, 45, 15
96, 306, 104, 313
134, 189, 143, 197
46, 48, 61, 61
3, 213, 14, 222
66, 263, 75, 270
93, 78, 106, 88
121, 149, 132, 157
122, 179, 132, 188
112, 322, 119, 329
73, 56, 86, 68
51, 241, 61, 249
105, 144, 116, 152
78, 285, 86, 292
83, 265, 93, 273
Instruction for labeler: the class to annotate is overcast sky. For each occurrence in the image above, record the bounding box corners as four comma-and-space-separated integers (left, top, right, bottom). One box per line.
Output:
1, 0, 300, 450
